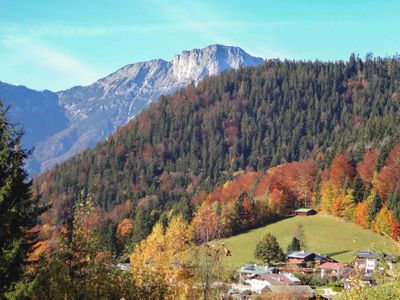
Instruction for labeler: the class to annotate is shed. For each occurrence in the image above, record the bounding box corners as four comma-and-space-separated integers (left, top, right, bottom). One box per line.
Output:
294, 208, 317, 216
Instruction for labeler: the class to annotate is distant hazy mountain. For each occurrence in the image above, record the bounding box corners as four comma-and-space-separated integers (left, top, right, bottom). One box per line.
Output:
0, 82, 69, 174
0, 44, 264, 175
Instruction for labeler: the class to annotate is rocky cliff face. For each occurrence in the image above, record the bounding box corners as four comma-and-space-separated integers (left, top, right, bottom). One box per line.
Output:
0, 45, 264, 175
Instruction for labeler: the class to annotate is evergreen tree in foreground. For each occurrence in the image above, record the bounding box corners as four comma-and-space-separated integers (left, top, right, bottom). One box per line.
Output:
254, 232, 285, 265
0, 102, 40, 295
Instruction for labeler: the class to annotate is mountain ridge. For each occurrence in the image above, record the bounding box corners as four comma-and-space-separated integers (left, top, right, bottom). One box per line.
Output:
0, 44, 264, 174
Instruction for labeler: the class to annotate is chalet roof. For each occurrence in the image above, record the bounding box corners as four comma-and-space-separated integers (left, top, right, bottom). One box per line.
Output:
263, 285, 316, 296
238, 264, 273, 275
294, 208, 315, 213
250, 272, 301, 285
314, 254, 333, 261
287, 251, 315, 259
354, 250, 378, 259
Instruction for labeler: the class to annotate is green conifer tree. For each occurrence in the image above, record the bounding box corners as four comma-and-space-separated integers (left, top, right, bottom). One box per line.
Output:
0, 102, 40, 295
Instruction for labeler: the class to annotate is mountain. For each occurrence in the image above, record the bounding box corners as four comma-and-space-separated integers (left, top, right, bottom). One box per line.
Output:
0, 45, 264, 175
33, 55, 400, 235
0, 82, 69, 173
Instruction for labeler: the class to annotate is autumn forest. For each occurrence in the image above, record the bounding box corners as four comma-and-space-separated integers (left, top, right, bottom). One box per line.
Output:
2, 54, 400, 298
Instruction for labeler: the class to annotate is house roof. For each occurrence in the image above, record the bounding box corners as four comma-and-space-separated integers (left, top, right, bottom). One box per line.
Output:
250, 272, 301, 285
238, 264, 273, 275
287, 251, 315, 259
315, 254, 334, 261
354, 250, 378, 259
318, 262, 346, 271
263, 285, 316, 296
294, 208, 315, 213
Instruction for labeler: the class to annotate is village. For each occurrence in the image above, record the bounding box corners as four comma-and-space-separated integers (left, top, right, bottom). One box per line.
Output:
226, 209, 396, 299
227, 249, 395, 299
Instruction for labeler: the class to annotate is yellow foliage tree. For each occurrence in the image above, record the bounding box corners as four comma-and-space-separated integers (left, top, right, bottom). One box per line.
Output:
130, 215, 192, 298
332, 194, 345, 217
343, 188, 357, 221
320, 182, 342, 213
372, 207, 395, 236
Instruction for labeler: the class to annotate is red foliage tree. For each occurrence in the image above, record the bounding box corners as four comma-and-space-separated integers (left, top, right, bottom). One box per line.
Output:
241, 195, 256, 227
386, 144, 400, 166
391, 219, 400, 241
255, 174, 271, 198
357, 149, 378, 185
205, 172, 262, 205
270, 188, 288, 215
375, 165, 400, 203
269, 160, 317, 207
328, 154, 355, 186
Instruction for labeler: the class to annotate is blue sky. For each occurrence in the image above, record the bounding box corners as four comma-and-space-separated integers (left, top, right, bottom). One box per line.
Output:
1, 0, 399, 91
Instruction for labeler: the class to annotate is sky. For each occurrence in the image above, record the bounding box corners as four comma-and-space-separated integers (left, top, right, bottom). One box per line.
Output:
0, 0, 399, 91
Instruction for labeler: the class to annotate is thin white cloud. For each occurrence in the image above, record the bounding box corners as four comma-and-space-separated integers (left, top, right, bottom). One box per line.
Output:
150, 0, 234, 45
147, 0, 291, 59
1, 35, 100, 88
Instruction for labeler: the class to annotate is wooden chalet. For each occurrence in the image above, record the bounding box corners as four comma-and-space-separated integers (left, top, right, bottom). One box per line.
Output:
286, 251, 316, 265
294, 208, 317, 216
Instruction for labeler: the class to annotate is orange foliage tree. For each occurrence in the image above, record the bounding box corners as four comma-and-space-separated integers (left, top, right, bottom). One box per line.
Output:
116, 218, 133, 246
190, 202, 221, 243
355, 201, 370, 228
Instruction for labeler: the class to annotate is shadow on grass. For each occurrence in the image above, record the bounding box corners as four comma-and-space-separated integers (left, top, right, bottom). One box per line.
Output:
326, 250, 351, 257
231, 215, 296, 236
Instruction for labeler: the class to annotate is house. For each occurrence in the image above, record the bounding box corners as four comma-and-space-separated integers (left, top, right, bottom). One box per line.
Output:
314, 254, 334, 266
294, 208, 317, 216
116, 263, 131, 271
237, 264, 274, 284
245, 272, 301, 293
354, 250, 378, 273
341, 268, 375, 291
287, 251, 316, 265
318, 262, 348, 279
262, 285, 317, 300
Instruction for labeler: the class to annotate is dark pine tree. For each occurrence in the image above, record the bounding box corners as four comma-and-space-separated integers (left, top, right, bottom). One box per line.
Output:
388, 191, 400, 221
287, 237, 301, 253
368, 192, 382, 222
0, 102, 40, 295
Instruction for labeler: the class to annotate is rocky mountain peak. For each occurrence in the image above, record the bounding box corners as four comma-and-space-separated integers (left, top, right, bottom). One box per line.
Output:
0, 45, 265, 175
171, 44, 264, 83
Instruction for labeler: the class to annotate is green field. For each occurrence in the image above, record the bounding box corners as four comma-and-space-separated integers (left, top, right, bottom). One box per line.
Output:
221, 213, 397, 268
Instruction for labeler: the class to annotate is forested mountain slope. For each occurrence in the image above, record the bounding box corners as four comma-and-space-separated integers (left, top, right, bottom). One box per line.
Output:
0, 45, 262, 175
34, 55, 400, 239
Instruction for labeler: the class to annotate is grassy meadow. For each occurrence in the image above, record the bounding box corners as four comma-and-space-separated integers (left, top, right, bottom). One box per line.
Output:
221, 213, 397, 268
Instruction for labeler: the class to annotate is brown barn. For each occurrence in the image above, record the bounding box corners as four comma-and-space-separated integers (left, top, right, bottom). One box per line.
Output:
286, 251, 316, 265
295, 208, 317, 216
